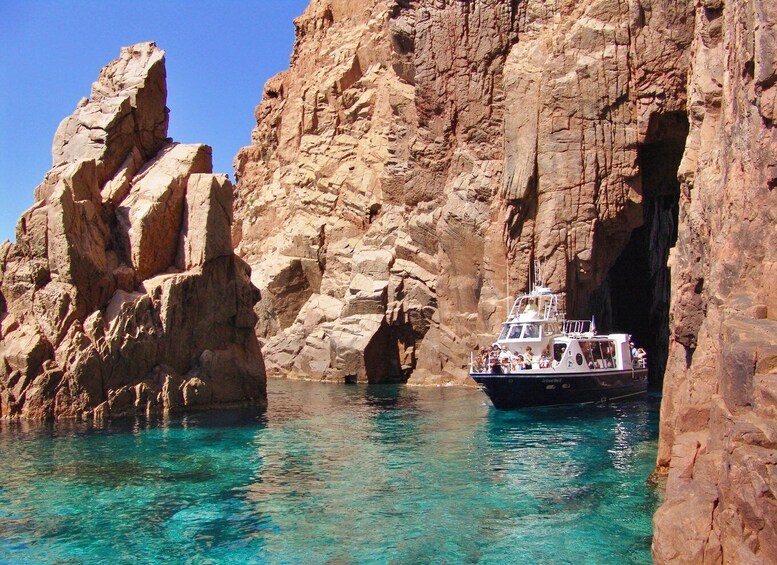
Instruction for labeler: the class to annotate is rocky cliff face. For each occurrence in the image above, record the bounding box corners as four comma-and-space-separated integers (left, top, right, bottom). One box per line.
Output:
233, 0, 692, 385
651, 1, 777, 562
234, 0, 776, 561
0, 43, 266, 420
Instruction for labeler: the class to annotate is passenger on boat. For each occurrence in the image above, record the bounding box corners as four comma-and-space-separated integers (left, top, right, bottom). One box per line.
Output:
539, 346, 551, 368
630, 342, 647, 368
477, 347, 488, 373
523, 347, 534, 369
499, 348, 514, 368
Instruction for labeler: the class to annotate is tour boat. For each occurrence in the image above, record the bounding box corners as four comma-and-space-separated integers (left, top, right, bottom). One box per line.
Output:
470, 268, 648, 409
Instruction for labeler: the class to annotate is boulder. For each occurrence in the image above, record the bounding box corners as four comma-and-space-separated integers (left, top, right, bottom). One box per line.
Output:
116, 143, 212, 280
178, 173, 234, 269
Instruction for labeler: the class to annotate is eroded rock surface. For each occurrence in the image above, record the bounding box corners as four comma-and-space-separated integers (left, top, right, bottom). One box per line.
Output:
233, 0, 692, 386
652, 1, 777, 562
234, 0, 776, 560
0, 42, 265, 420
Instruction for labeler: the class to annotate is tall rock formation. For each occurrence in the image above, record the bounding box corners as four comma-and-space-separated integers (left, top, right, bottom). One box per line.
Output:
652, 1, 777, 562
233, 0, 776, 561
233, 0, 692, 386
0, 43, 266, 420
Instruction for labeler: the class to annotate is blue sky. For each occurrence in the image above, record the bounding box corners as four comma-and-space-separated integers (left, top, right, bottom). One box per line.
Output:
0, 0, 310, 242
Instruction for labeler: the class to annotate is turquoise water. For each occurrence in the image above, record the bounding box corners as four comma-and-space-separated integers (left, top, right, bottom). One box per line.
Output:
0, 380, 661, 564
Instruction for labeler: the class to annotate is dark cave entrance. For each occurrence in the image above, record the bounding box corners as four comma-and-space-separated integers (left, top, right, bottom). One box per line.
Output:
594, 112, 689, 388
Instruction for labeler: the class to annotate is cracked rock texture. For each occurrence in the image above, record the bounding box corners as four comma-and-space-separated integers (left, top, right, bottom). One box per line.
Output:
233, 0, 776, 561
652, 1, 777, 563
0, 42, 266, 420
233, 0, 691, 385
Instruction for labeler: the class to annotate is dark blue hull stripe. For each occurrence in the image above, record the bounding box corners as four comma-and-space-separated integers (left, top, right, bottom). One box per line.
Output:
470, 369, 649, 409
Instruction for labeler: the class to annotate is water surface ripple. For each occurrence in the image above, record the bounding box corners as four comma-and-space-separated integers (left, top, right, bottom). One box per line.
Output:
0, 380, 661, 564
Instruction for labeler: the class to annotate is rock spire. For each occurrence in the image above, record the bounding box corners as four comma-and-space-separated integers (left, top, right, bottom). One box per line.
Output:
0, 42, 266, 420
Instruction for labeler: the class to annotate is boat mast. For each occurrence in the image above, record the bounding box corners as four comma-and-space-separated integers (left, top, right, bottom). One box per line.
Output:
506, 256, 510, 318
533, 259, 544, 290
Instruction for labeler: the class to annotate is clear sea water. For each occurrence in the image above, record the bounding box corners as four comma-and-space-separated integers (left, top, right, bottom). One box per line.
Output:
0, 379, 661, 564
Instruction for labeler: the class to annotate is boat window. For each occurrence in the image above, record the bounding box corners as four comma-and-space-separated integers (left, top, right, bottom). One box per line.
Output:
523, 323, 539, 338
508, 325, 522, 339
578, 340, 617, 369
592, 342, 603, 364
498, 325, 509, 341
602, 341, 616, 368
580, 341, 596, 368
553, 343, 567, 362
544, 323, 555, 336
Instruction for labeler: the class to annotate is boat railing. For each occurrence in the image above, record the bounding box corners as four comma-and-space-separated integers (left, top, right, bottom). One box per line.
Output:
562, 319, 594, 335
507, 291, 563, 322
633, 357, 648, 369
470, 350, 552, 374
543, 295, 559, 320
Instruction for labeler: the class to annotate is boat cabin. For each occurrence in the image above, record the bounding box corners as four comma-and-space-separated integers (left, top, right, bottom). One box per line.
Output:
497, 321, 561, 342
550, 333, 632, 371
484, 329, 634, 373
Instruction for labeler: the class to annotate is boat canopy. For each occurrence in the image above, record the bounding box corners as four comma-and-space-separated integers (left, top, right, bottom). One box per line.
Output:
507, 289, 560, 322
497, 321, 561, 341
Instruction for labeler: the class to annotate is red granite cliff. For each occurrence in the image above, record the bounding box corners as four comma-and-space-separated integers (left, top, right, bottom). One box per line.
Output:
231, 1, 776, 561
0, 43, 266, 420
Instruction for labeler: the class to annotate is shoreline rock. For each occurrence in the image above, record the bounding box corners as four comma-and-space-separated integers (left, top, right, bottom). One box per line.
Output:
0, 42, 266, 421
651, 0, 777, 560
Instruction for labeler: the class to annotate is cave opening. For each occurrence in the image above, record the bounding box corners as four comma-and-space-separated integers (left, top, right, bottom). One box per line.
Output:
597, 112, 689, 388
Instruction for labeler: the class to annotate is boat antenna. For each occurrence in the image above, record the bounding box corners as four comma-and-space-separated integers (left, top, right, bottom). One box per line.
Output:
533, 259, 544, 290
506, 257, 510, 317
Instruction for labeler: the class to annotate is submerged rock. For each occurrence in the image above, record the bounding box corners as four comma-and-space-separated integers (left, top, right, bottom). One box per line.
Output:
0, 42, 266, 420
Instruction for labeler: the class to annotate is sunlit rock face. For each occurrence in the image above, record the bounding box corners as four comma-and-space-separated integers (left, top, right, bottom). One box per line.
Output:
234, 0, 777, 559
0, 42, 266, 420
652, 1, 777, 563
233, 0, 692, 385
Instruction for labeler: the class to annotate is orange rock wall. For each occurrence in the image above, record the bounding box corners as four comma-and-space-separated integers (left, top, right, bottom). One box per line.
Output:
652, 0, 777, 561
0, 43, 266, 420
233, 0, 693, 385
233, 0, 777, 560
